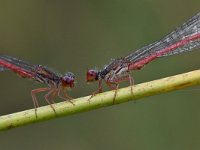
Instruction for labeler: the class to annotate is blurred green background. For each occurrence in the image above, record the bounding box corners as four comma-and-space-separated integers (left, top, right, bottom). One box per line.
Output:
0, 0, 200, 150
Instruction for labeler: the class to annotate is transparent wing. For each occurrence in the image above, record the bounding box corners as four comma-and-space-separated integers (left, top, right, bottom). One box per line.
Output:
0, 66, 7, 71
0, 55, 36, 71
0, 55, 61, 85
125, 12, 200, 62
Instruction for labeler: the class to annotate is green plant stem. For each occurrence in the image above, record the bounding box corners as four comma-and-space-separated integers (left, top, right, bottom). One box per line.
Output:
1, 69, 200, 131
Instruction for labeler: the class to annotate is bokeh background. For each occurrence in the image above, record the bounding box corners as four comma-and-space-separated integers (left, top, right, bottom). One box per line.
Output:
0, 0, 200, 150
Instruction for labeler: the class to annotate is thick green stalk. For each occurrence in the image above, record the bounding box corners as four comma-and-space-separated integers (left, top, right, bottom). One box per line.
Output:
1, 69, 200, 131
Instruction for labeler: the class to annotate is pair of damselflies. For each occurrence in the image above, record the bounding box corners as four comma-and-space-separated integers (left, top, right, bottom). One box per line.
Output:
1, 12, 200, 116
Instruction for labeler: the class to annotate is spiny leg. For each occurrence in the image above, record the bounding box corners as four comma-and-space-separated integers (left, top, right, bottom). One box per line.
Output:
106, 81, 119, 104
31, 87, 50, 117
128, 74, 134, 95
106, 75, 134, 104
49, 88, 59, 104
88, 79, 103, 102
58, 86, 75, 105
114, 74, 135, 95
31, 95, 38, 117
44, 87, 58, 114
31, 94, 39, 109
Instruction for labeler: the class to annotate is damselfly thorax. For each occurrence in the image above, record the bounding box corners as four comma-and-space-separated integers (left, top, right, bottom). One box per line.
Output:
104, 63, 129, 82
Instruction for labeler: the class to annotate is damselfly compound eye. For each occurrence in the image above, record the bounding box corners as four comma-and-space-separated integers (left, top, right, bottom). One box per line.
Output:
62, 72, 75, 88
86, 69, 98, 82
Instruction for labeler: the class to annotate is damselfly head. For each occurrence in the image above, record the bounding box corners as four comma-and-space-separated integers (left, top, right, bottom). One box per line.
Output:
86, 69, 98, 82
61, 72, 75, 88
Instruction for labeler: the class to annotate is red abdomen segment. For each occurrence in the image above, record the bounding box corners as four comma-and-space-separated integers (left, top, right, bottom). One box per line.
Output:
0, 59, 34, 78
128, 32, 200, 70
